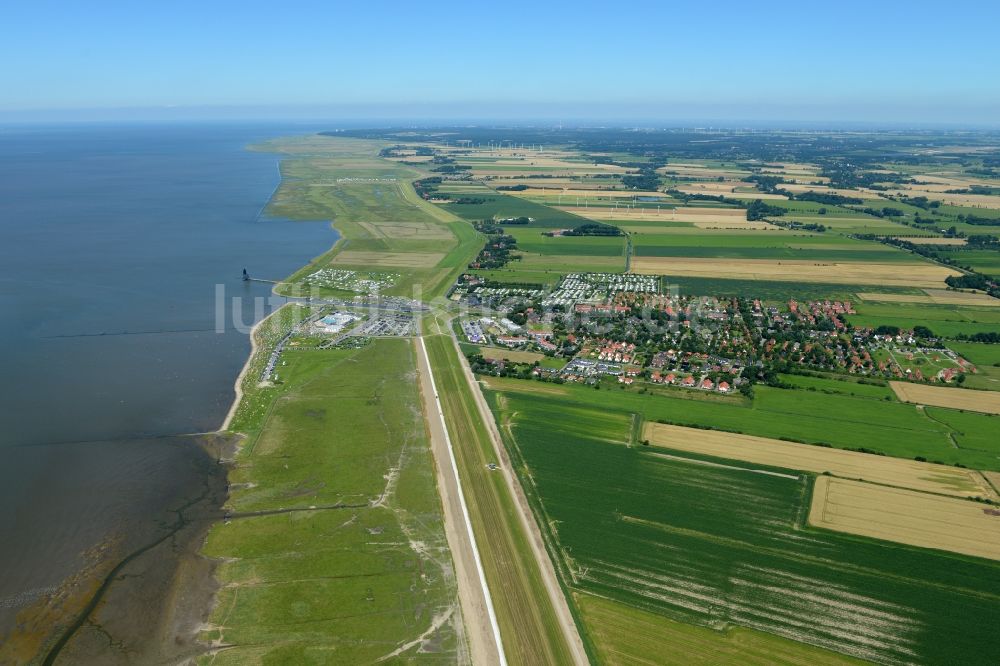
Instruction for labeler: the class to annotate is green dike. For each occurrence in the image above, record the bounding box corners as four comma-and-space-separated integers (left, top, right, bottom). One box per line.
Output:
201, 338, 461, 663
486, 383, 1000, 665
423, 334, 576, 665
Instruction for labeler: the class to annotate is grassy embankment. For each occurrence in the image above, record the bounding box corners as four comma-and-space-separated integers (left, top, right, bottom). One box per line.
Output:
423, 334, 577, 665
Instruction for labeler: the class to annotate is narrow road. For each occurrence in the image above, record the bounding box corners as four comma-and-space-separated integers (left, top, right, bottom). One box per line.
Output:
443, 324, 590, 665
415, 338, 506, 666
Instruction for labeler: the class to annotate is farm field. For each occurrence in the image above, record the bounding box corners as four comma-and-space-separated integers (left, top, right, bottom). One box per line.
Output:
478, 346, 546, 364
809, 476, 1000, 560
945, 341, 1000, 390
857, 289, 1000, 307
937, 249, 1000, 278
890, 380, 1000, 414
631, 233, 906, 261
630, 256, 958, 288
201, 340, 463, 663
481, 375, 1000, 470
577, 593, 861, 666
848, 301, 1000, 338
776, 373, 896, 399
485, 382, 1000, 664
642, 422, 996, 499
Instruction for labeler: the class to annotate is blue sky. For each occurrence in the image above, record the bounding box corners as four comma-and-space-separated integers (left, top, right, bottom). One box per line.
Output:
3, 0, 998, 124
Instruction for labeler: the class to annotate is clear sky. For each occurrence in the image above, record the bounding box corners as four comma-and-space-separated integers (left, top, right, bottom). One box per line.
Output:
3, 0, 998, 125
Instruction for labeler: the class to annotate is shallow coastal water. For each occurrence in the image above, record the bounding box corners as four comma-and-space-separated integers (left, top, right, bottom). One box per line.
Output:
0, 123, 335, 658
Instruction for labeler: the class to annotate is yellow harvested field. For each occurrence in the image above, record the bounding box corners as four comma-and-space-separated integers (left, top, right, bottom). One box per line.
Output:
675, 183, 788, 200
630, 257, 958, 287
857, 290, 1000, 307
642, 422, 996, 499
478, 347, 544, 364
895, 236, 966, 246
577, 592, 859, 666
478, 375, 569, 397
778, 183, 871, 198
809, 476, 1000, 561
691, 219, 776, 230
556, 205, 778, 229
889, 381, 1000, 415
332, 250, 445, 268
520, 188, 662, 199
985, 471, 1000, 495
883, 188, 1000, 209
357, 220, 454, 241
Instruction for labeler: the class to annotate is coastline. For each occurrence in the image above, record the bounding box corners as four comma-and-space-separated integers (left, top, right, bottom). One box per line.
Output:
219, 302, 274, 432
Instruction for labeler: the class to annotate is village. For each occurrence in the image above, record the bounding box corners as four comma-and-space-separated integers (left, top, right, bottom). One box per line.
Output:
456, 272, 978, 392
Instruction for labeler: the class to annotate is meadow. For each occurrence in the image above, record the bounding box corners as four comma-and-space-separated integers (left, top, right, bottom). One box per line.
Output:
485, 384, 1000, 665
202, 340, 462, 663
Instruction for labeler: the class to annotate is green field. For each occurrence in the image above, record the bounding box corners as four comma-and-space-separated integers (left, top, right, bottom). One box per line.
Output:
946, 341, 1000, 390
485, 382, 1000, 665
632, 232, 908, 261
937, 249, 1000, 278
481, 374, 1000, 470
577, 593, 861, 665
777, 373, 895, 399
849, 301, 1000, 338
441, 192, 587, 229
202, 339, 462, 663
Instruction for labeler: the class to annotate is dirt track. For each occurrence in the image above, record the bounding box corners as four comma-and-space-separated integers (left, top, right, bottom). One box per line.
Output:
415, 338, 503, 666
444, 330, 590, 665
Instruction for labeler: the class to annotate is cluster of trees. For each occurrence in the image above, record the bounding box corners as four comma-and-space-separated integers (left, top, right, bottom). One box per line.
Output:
621, 157, 666, 191
955, 331, 1000, 343
470, 222, 520, 269
959, 213, 1000, 227
746, 174, 787, 193
898, 195, 941, 210
860, 206, 904, 218
413, 177, 442, 199
820, 165, 912, 190
746, 199, 787, 221
497, 216, 531, 225
795, 191, 863, 206
496, 184, 528, 191
774, 221, 826, 232
431, 164, 468, 174
559, 222, 623, 237
967, 234, 1000, 248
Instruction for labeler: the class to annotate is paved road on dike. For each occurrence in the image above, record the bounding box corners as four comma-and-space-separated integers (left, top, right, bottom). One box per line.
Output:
415, 337, 506, 666
442, 324, 590, 665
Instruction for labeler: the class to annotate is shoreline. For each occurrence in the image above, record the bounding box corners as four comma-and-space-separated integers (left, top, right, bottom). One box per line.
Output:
219, 300, 276, 432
